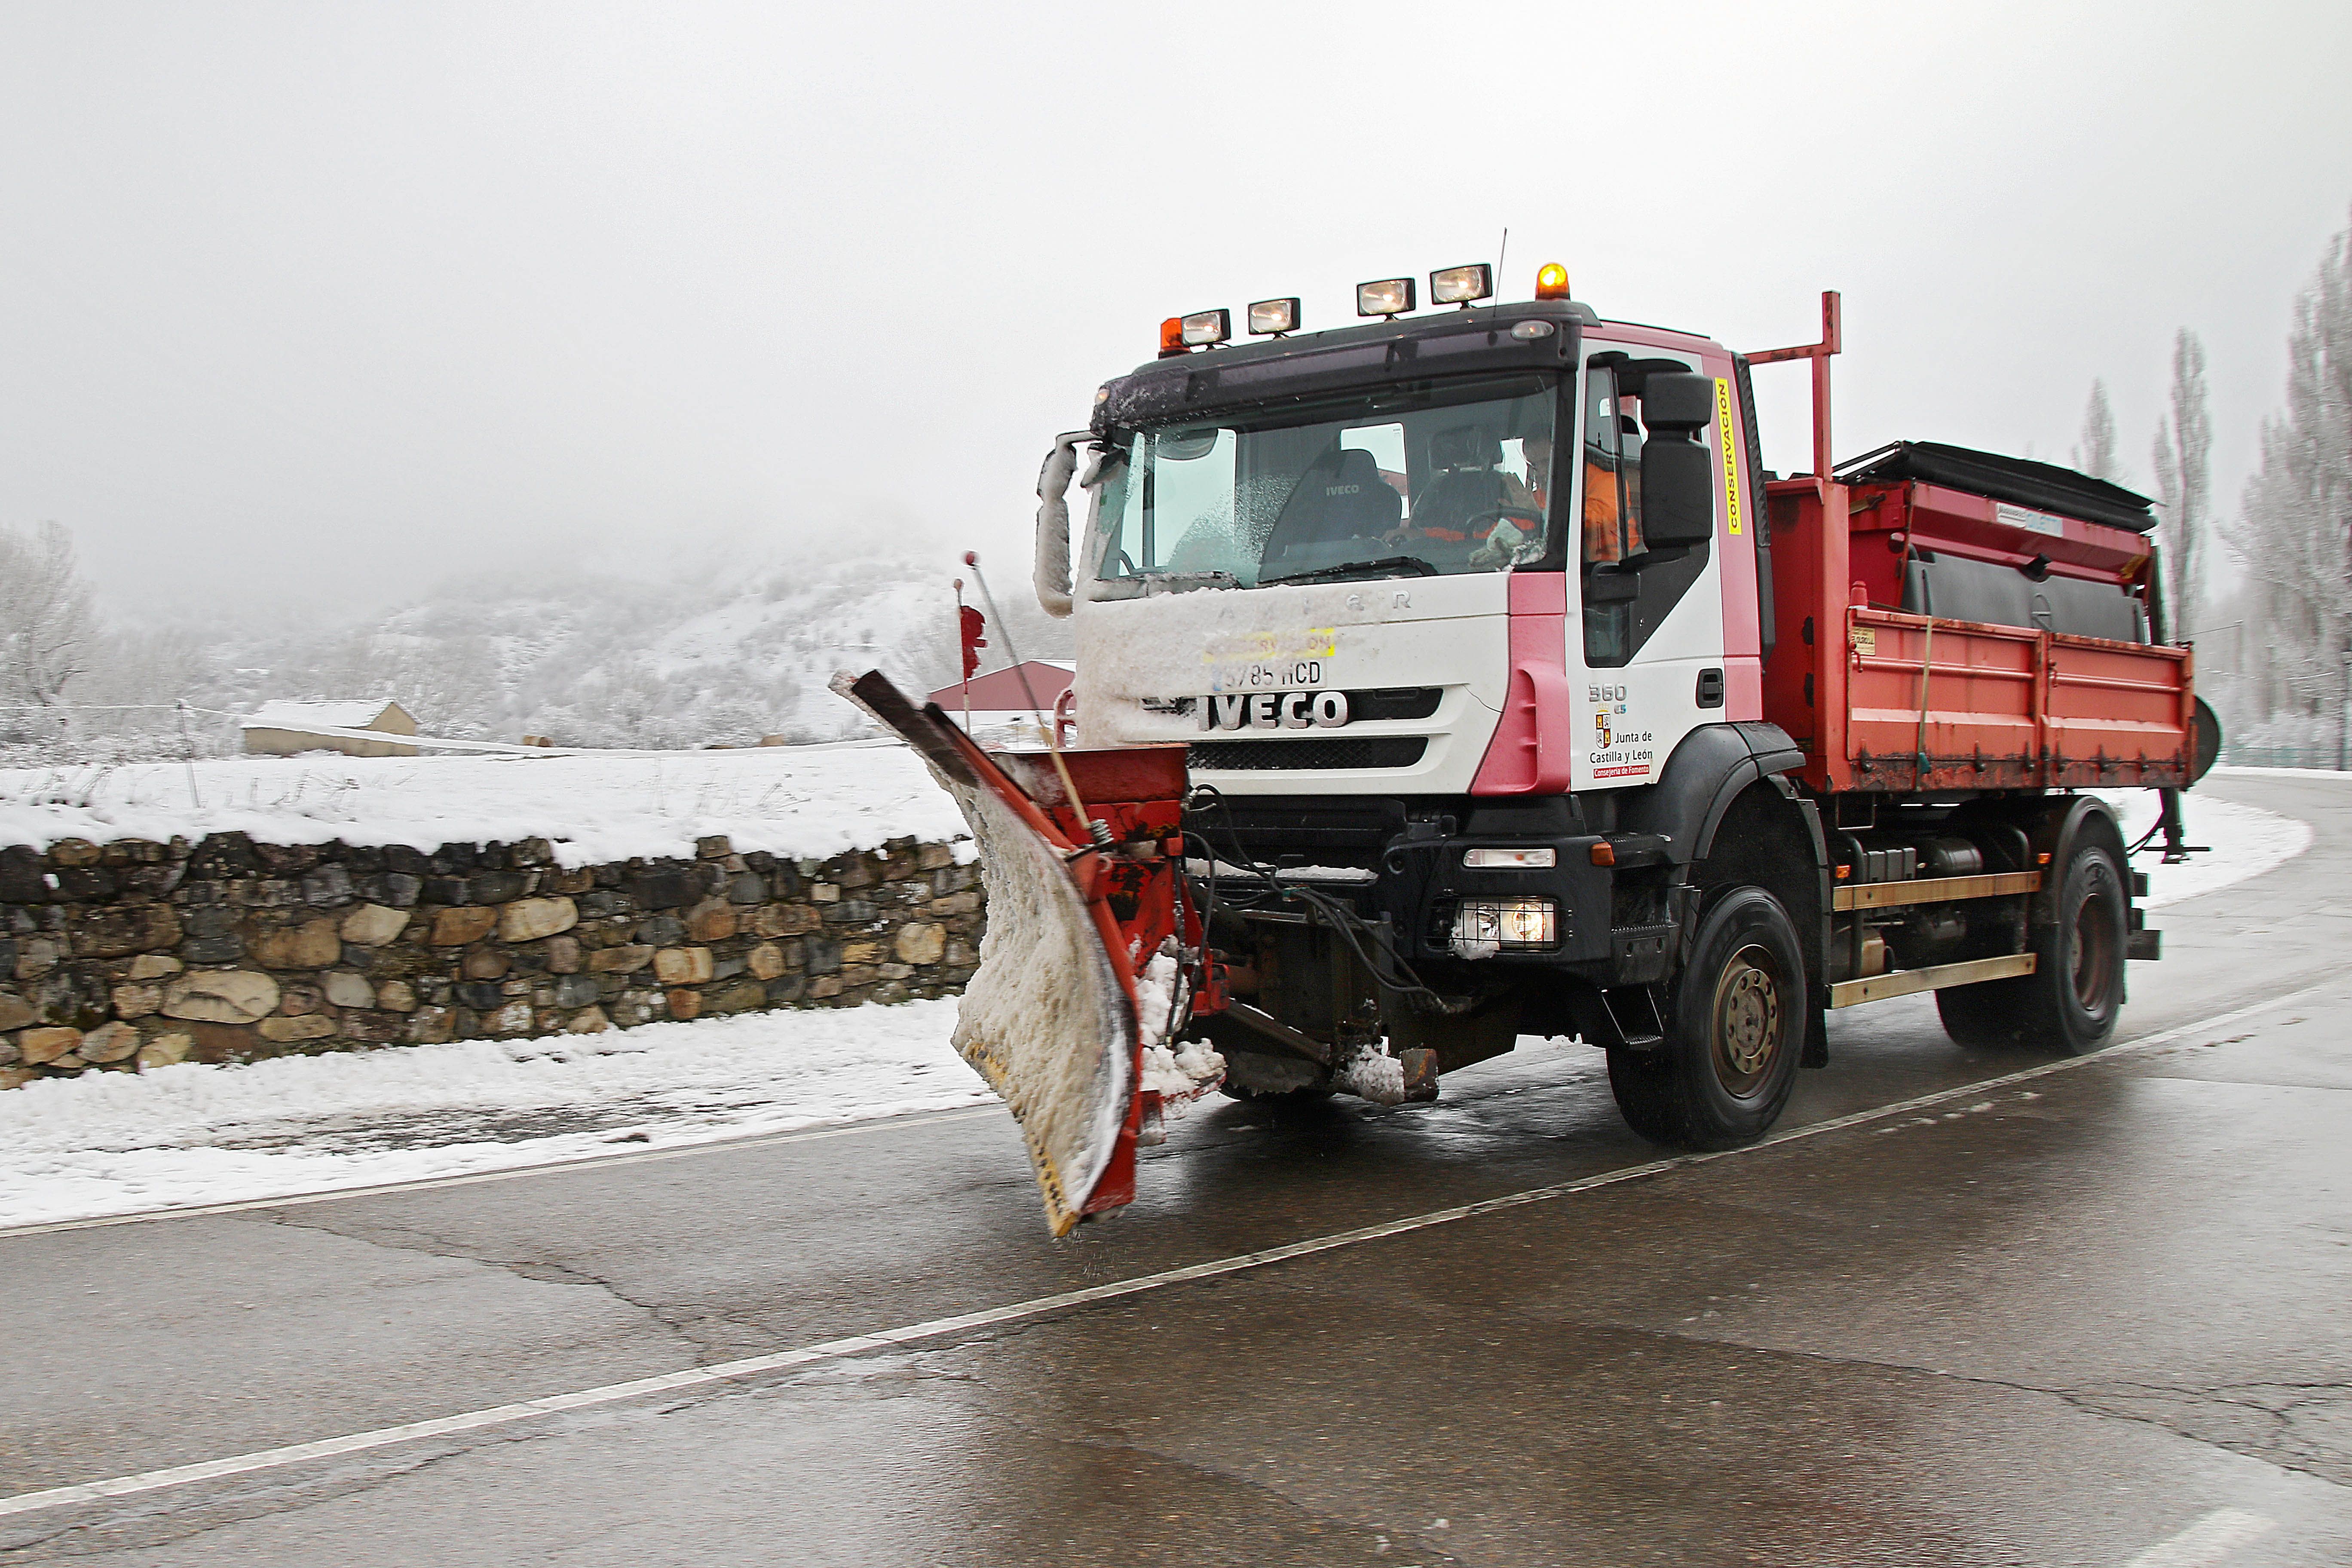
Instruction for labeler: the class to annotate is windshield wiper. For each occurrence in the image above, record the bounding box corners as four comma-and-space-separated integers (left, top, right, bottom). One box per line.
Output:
1258, 555, 1440, 587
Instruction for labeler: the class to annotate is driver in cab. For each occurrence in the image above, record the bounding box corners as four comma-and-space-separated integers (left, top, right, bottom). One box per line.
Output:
1384, 422, 1548, 568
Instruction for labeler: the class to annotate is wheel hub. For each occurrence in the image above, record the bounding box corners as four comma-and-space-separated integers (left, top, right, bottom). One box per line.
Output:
1712, 945, 1784, 1095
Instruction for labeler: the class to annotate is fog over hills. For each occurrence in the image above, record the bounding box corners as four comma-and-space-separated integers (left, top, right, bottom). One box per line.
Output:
12, 532, 1074, 760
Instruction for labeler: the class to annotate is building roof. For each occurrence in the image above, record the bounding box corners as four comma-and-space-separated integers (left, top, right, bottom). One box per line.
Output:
925, 662, 1074, 714
242, 699, 410, 732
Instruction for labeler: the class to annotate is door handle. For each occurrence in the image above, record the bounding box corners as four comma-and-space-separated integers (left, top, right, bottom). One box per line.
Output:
1696, 668, 1725, 708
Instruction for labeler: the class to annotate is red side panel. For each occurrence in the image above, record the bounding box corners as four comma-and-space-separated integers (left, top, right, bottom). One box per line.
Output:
1759, 484, 2193, 793
1471, 573, 1575, 795
1760, 479, 1853, 791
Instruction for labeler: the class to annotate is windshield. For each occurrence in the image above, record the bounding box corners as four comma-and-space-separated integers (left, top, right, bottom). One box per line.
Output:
1093, 374, 1559, 588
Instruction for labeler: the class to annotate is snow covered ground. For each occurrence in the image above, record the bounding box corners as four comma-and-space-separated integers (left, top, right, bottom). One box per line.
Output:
0, 740, 966, 865
0, 781, 2313, 1233
0, 1000, 989, 1230
2103, 785, 2310, 908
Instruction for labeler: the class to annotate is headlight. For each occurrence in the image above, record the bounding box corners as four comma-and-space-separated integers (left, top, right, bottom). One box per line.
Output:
1451, 897, 1558, 955
1179, 308, 1231, 346
1356, 277, 1416, 317
1430, 263, 1493, 305
1247, 297, 1299, 335
1463, 846, 1556, 869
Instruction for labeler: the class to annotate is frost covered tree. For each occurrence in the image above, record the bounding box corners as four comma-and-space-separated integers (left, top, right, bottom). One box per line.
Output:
0, 521, 98, 716
2225, 211, 2352, 739
2074, 378, 2119, 481
2150, 330, 2212, 634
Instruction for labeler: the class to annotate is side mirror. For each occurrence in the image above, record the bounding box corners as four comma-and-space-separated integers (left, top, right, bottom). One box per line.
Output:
1636, 372, 1717, 547
1639, 436, 1715, 545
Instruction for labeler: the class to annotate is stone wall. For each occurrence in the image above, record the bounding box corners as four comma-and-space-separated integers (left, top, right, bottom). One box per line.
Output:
0, 831, 981, 1088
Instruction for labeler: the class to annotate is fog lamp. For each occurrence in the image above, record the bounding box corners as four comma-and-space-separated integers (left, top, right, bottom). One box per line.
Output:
1534, 262, 1571, 300
1180, 308, 1231, 346
1452, 897, 1558, 954
1430, 263, 1493, 306
1247, 297, 1299, 335
1356, 277, 1416, 317
1463, 846, 1556, 869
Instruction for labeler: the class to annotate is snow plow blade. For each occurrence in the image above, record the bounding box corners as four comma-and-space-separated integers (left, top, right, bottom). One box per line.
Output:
832, 671, 1201, 1237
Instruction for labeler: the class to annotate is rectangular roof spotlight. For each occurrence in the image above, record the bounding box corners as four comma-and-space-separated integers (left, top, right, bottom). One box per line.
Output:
1247, 297, 1299, 336
1179, 308, 1231, 346
1430, 263, 1493, 306
1356, 277, 1415, 318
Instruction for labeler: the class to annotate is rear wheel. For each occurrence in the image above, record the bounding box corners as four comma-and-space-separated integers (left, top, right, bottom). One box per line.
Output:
1608, 887, 1805, 1149
1936, 836, 2126, 1056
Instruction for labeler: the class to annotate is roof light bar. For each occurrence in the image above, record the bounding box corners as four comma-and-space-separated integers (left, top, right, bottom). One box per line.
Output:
1356, 277, 1415, 318
1247, 297, 1299, 336
1430, 263, 1493, 307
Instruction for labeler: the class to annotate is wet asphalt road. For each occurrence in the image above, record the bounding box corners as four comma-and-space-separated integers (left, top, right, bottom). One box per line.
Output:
1, 773, 2348, 1566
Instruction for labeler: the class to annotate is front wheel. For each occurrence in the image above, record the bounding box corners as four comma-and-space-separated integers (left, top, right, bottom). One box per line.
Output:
1607, 887, 1806, 1150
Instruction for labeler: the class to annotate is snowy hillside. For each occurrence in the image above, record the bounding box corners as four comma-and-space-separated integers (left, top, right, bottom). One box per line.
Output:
70, 542, 1075, 759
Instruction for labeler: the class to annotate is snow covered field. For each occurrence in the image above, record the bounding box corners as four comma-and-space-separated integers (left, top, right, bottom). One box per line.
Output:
0, 781, 2312, 1233
0, 1000, 989, 1230
2104, 785, 2309, 907
0, 741, 965, 865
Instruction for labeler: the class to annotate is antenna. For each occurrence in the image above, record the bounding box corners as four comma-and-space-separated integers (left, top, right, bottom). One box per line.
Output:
1494, 226, 1509, 318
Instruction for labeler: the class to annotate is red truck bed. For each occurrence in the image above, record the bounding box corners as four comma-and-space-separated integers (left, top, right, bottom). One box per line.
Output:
1759, 476, 2196, 795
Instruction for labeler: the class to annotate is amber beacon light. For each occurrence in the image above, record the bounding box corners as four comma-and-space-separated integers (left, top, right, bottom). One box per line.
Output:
1534, 263, 1571, 300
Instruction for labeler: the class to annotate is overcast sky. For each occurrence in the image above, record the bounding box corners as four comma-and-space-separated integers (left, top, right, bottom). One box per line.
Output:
3, 1, 2348, 624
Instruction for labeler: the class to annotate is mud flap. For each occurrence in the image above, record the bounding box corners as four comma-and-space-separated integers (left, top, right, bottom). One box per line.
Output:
834, 671, 1198, 1237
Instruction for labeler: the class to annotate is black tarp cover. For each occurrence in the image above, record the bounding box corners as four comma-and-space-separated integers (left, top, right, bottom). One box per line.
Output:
1835, 440, 2158, 534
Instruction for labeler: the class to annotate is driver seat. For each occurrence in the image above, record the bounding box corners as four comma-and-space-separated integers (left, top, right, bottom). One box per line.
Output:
1412, 425, 1508, 540
1262, 446, 1403, 560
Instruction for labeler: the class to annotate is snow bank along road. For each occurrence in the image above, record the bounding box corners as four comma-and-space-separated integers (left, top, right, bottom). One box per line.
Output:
0, 780, 2306, 1234
1, 771, 2348, 1566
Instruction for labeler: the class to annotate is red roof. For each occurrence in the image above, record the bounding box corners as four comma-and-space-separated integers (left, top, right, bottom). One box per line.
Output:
925, 662, 1074, 714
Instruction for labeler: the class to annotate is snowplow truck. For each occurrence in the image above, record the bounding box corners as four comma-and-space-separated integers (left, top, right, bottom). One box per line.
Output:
844, 276, 2215, 1236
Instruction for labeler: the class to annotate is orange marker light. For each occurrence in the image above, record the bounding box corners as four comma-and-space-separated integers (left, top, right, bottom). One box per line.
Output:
1158, 316, 1187, 357
1588, 841, 1615, 867
1534, 263, 1571, 300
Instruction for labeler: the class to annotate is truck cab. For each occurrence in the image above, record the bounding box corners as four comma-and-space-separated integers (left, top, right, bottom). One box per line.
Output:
1065, 295, 1758, 803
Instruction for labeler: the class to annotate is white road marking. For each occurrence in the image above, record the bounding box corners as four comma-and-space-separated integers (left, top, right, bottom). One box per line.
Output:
2125, 1508, 2278, 1567
0, 1106, 1003, 1239
0, 977, 2334, 1525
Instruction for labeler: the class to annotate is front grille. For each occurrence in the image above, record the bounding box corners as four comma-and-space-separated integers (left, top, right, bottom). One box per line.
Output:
1190, 737, 1429, 771
1347, 686, 1442, 721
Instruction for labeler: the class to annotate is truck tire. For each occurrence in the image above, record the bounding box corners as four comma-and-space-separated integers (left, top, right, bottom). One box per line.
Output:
1935, 836, 2127, 1055
1607, 887, 1805, 1149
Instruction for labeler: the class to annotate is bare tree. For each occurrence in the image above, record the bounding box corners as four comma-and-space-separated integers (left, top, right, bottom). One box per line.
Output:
2150, 330, 2212, 634
2074, 378, 2119, 481
0, 522, 98, 713
2226, 211, 2352, 740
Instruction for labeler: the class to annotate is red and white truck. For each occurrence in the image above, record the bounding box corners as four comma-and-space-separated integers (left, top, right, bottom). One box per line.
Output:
845, 269, 2212, 1236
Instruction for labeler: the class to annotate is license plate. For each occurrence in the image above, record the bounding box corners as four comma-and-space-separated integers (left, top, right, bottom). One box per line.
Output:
1199, 691, 1351, 732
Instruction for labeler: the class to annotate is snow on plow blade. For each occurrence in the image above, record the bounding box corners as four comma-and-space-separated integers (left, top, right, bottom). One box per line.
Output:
832, 671, 1197, 1237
